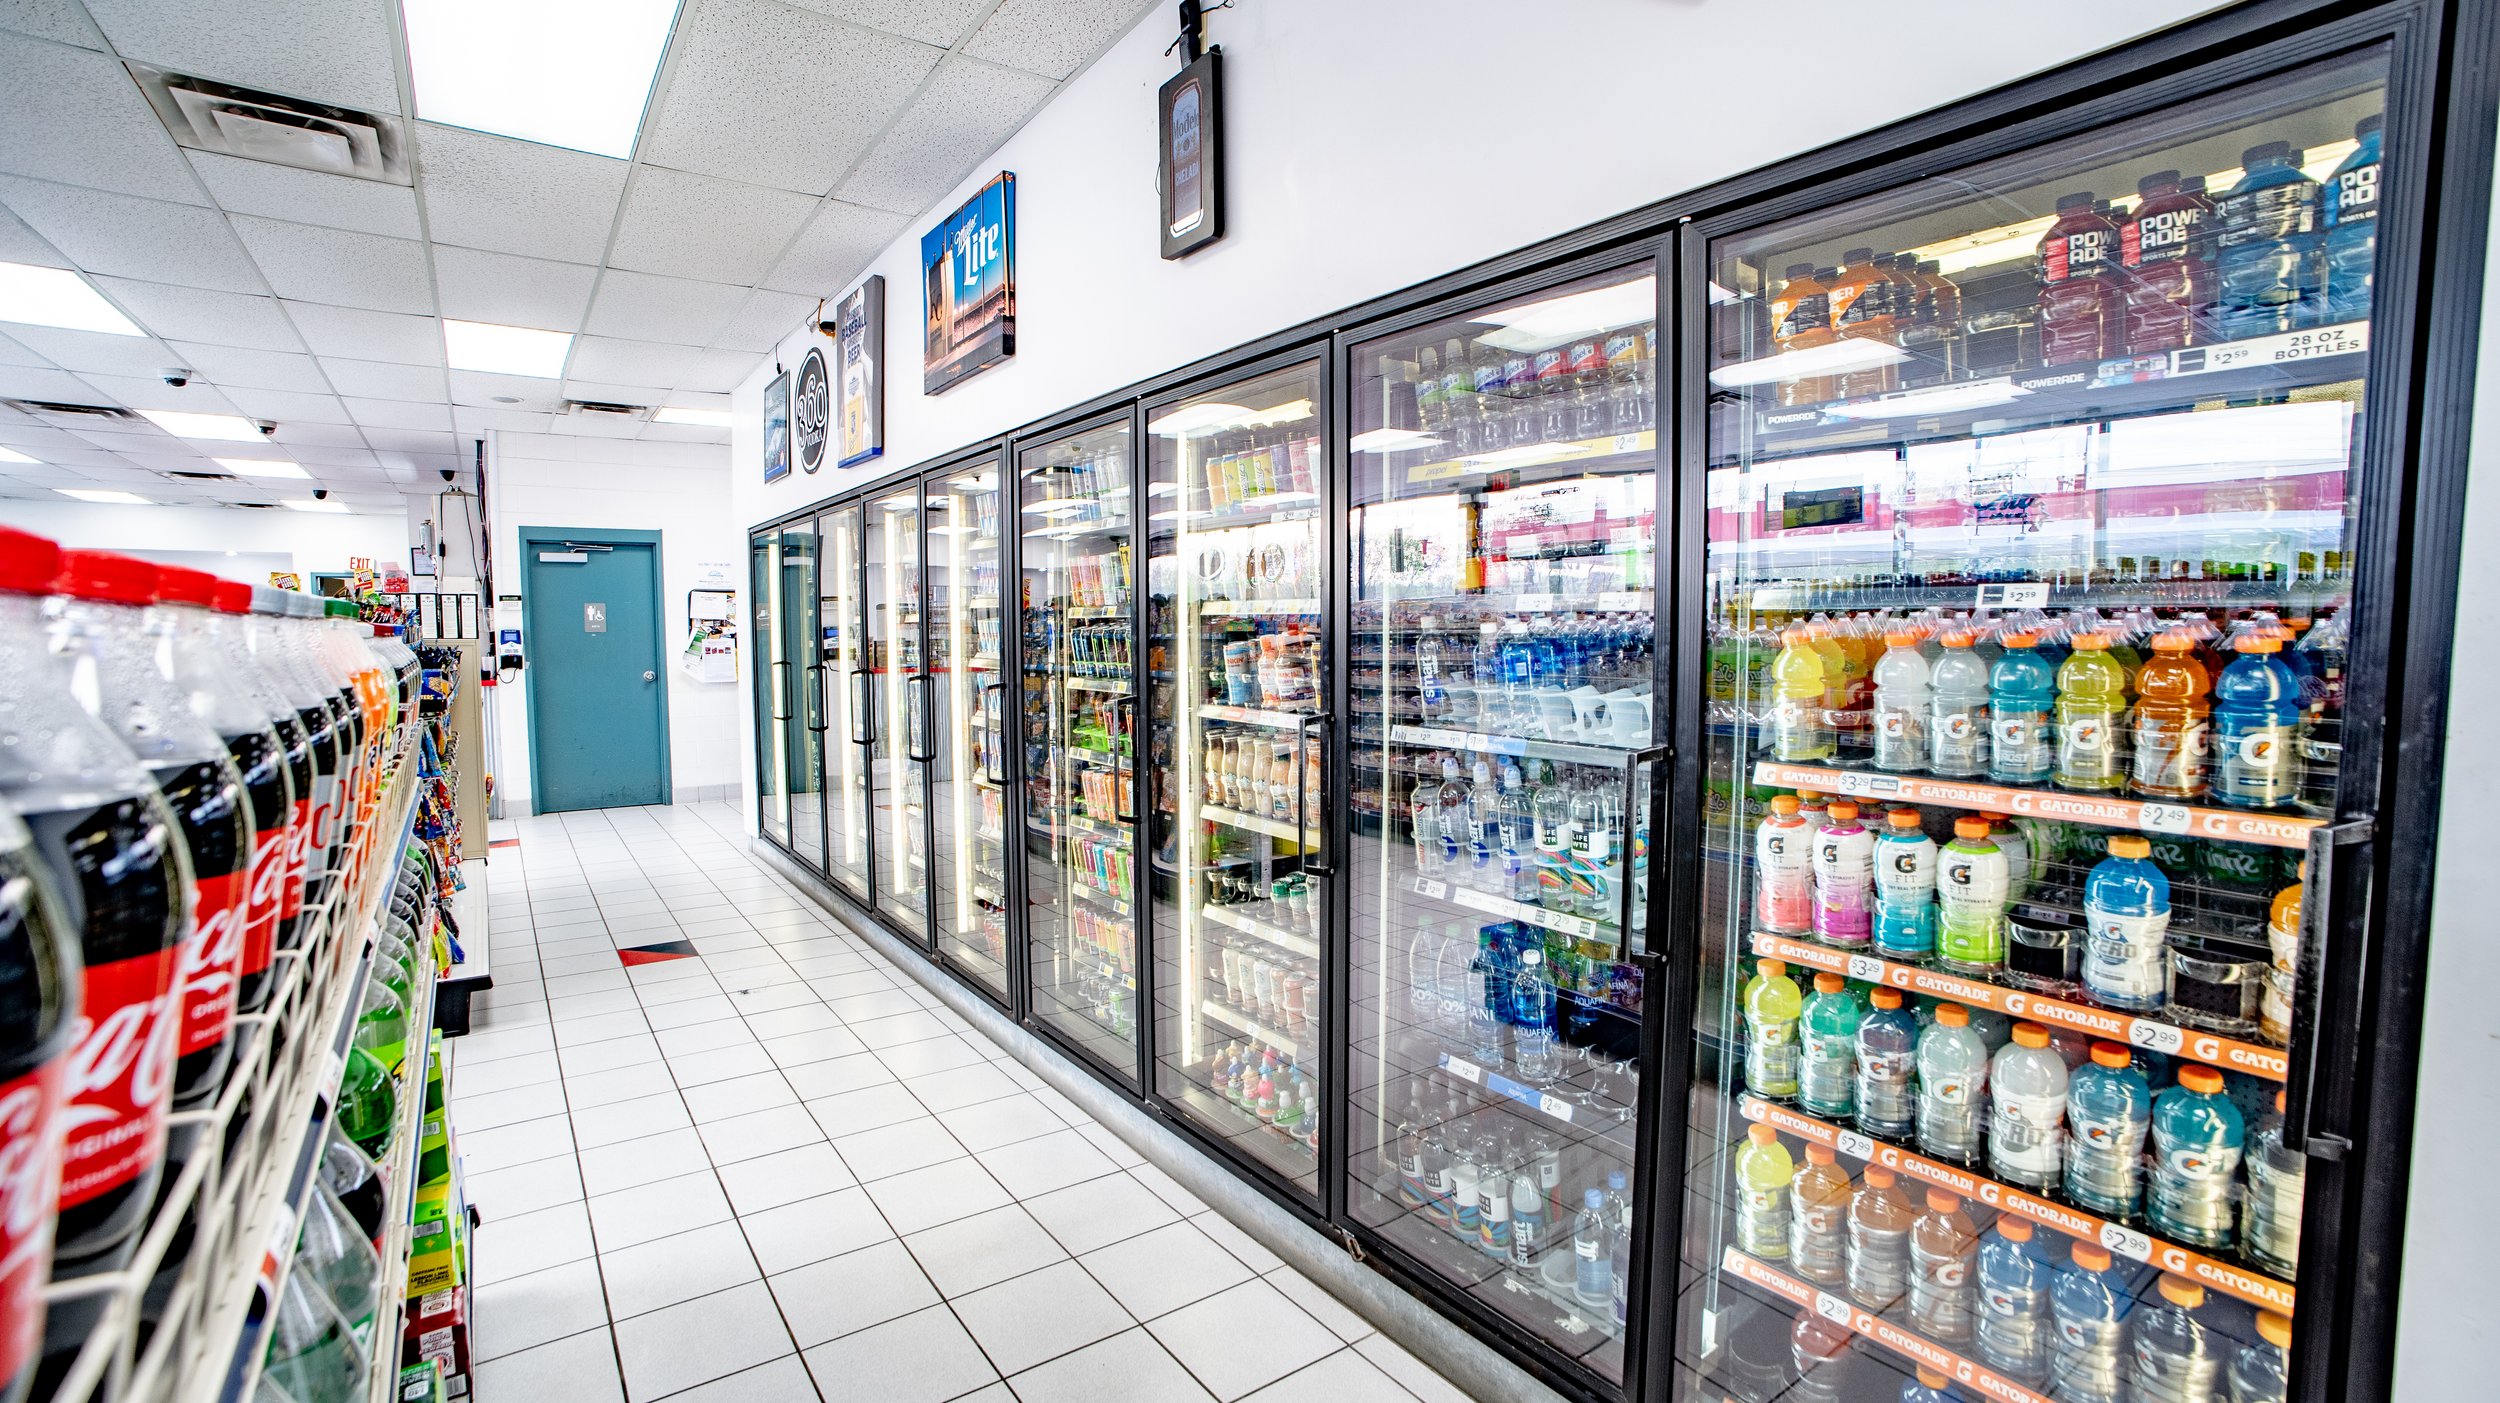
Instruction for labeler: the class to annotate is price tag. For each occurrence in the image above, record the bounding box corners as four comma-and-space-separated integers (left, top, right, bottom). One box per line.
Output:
1845, 955, 1885, 983
1835, 1130, 1876, 1161
1835, 771, 1872, 796
2128, 1018, 2186, 1054
2139, 802, 2192, 835
1814, 1291, 1854, 1325
1539, 1092, 1575, 1123
1414, 877, 1448, 901
1612, 435, 1645, 455
2099, 1223, 2154, 1262
1445, 1058, 1484, 1084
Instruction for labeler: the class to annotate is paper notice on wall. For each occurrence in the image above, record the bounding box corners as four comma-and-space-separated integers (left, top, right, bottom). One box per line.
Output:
683, 617, 737, 684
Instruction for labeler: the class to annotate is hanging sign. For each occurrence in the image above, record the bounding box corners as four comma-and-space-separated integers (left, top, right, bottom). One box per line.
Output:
836, 276, 886, 469
922, 173, 1016, 393
795, 347, 829, 473
1159, 50, 1223, 259
762, 370, 792, 482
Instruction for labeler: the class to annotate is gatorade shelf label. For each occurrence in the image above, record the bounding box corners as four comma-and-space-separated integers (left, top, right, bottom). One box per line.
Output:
1750, 762, 2322, 848
179, 870, 245, 1056
59, 946, 178, 1209
0, 1055, 68, 1387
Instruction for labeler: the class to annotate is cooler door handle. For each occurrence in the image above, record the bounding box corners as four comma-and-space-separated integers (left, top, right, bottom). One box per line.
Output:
2283, 814, 2375, 1160
769, 659, 790, 723
1296, 711, 1336, 879
1615, 745, 1672, 952
907, 674, 938, 763
982, 682, 1007, 785
804, 662, 829, 734
850, 669, 872, 746
1114, 695, 1138, 823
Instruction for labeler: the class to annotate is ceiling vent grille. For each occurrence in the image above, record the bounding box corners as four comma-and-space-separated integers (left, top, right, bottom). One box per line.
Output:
4, 400, 140, 421
126, 62, 411, 185
566, 400, 651, 420
222, 501, 280, 510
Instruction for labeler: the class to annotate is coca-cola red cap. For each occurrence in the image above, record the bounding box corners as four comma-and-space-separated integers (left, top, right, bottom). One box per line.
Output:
154, 565, 220, 607
211, 580, 253, 615
56, 549, 158, 606
0, 526, 62, 596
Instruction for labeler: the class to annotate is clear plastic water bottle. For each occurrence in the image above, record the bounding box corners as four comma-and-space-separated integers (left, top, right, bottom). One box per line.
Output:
2050, 1242, 2133, 1403
1915, 1003, 1988, 1165
2065, 1041, 2152, 1217
1509, 1146, 1548, 1282
1410, 773, 1444, 878
1465, 939, 1505, 1065
1500, 622, 1537, 737
1477, 1132, 1514, 1262
2242, 1088, 2304, 1277
1417, 622, 1447, 721
2148, 1064, 2245, 1250
1448, 1132, 1484, 1244
2132, 1274, 2226, 1403
1513, 949, 1559, 1083
1573, 1188, 1611, 1310
1854, 987, 1919, 1139
2228, 1311, 2293, 1403
1975, 1217, 2053, 1387
1609, 1214, 1631, 1329
1988, 1022, 2069, 1190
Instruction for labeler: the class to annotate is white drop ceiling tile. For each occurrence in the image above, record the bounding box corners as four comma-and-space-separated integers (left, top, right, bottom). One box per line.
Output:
83, 0, 404, 113
559, 379, 667, 407
413, 123, 628, 266
0, 34, 207, 204
166, 341, 330, 394
430, 245, 597, 333
73, 375, 242, 414
453, 406, 555, 435
637, 420, 731, 444
319, 357, 448, 403
284, 443, 379, 468
0, 420, 84, 449
707, 291, 816, 355
229, 217, 432, 315
835, 57, 1056, 217
0, 366, 106, 401
672, 347, 764, 394
640, 0, 940, 195
445, 369, 564, 411
0, 331, 48, 369
86, 278, 305, 353
785, 0, 992, 45
565, 337, 703, 389
281, 302, 441, 365
0, 178, 263, 292
188, 150, 422, 240
342, 397, 449, 432
606, 167, 818, 285
581, 270, 746, 345
235, 390, 357, 427
359, 428, 455, 454
761, 200, 908, 297
4, 326, 178, 377
549, 411, 648, 441
0, 1, 106, 47
0, 204, 65, 268
961, 0, 1156, 80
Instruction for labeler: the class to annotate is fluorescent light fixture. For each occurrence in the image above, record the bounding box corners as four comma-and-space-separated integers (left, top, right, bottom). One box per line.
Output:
58, 488, 149, 504
1824, 382, 2033, 420
1349, 428, 1445, 454
1147, 402, 1251, 437
1245, 398, 1316, 427
0, 447, 37, 465
138, 409, 268, 442
1475, 278, 1657, 352
214, 457, 309, 479
283, 498, 349, 513
949, 474, 997, 491
1708, 337, 1909, 389
444, 319, 573, 378
654, 406, 732, 427
1462, 441, 1599, 470
402, 0, 677, 159
0, 262, 145, 336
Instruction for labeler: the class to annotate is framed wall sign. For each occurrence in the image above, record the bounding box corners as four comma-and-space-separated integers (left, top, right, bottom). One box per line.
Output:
794, 346, 830, 473
922, 172, 1016, 393
1159, 50, 1223, 259
836, 275, 885, 469
761, 369, 791, 483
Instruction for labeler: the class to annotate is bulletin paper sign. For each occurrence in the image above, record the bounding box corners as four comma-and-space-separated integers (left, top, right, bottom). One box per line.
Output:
837, 276, 886, 469
922, 173, 1016, 394
762, 370, 792, 483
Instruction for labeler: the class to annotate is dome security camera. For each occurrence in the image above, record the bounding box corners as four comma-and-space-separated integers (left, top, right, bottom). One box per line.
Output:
312, 488, 329, 500
161, 369, 189, 387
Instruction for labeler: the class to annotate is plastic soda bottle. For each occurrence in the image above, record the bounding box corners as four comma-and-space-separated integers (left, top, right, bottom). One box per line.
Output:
1935, 818, 2009, 973
2038, 193, 2122, 365
1928, 632, 1992, 777
2064, 1041, 2152, 1217
2083, 835, 2171, 1012
2323, 115, 2385, 323
1988, 632, 2055, 784
1754, 794, 1813, 934
1908, 1189, 1979, 1342
1872, 630, 1931, 773
2050, 1243, 2132, 1403
2054, 633, 2129, 791
1788, 1143, 1853, 1287
1733, 1123, 1795, 1260
1772, 628, 1833, 762
1797, 973, 1862, 1118
2214, 635, 2302, 808
2216, 141, 2325, 338
1872, 809, 1938, 960
2149, 1063, 2246, 1249
1854, 987, 1919, 1138
2229, 1312, 2294, 1403
2132, 631, 2212, 798
1988, 1022, 2070, 1188
1915, 1003, 1988, 1165
1975, 1217, 2053, 1387
1743, 959, 1803, 1098
2133, 1275, 2227, 1402
2242, 1089, 2305, 1277
1810, 802, 1874, 947
1845, 1166, 1915, 1310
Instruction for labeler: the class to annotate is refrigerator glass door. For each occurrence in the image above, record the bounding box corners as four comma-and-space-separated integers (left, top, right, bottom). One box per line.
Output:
1147, 360, 1329, 1198
1677, 53, 2381, 1402
1345, 263, 1660, 1387
932, 464, 1012, 996
821, 504, 871, 900
752, 531, 789, 849
1022, 421, 1144, 1077
782, 517, 825, 874
868, 483, 932, 938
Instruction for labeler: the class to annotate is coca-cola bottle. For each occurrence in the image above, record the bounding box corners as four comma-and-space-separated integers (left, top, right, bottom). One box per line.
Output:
249, 588, 343, 917
295, 596, 370, 897
208, 581, 312, 965
55, 552, 244, 1107
0, 530, 184, 1281
0, 797, 80, 1403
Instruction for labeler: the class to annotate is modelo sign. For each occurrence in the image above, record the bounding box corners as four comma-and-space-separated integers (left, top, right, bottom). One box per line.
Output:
794, 347, 830, 473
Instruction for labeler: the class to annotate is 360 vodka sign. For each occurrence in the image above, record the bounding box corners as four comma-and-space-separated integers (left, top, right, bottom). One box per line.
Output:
793, 347, 830, 473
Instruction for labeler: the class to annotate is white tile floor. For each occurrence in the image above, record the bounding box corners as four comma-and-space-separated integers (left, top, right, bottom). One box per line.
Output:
455, 801, 1478, 1403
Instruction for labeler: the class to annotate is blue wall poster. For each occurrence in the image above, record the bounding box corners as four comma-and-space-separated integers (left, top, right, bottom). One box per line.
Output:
922, 172, 1016, 394
761, 369, 791, 483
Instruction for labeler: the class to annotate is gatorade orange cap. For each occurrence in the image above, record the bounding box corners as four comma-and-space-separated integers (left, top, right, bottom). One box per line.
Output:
1758, 958, 1786, 977
1748, 1123, 1778, 1147
2158, 1275, 2206, 1308
1828, 802, 1858, 821
2072, 1243, 2113, 1270
1806, 1144, 1836, 1165
1814, 972, 1844, 993
1954, 817, 1991, 839
2237, 635, 2284, 653
2178, 1063, 2225, 1094
1942, 630, 1974, 648
2153, 632, 2194, 653
2000, 1217, 2035, 1242
2108, 834, 2151, 859
1925, 1189, 1958, 1213
2091, 1041, 2133, 1069
2074, 632, 2109, 649
1888, 809, 1922, 829
2276, 1089, 2287, 1112
2003, 631, 2039, 647
1885, 629, 1917, 646
1782, 626, 1811, 645
1935, 1003, 1969, 1027
1863, 1167, 1897, 1188
1871, 988, 1903, 1009
1980, 811, 2009, 822
2011, 1022, 2050, 1048
1771, 795, 1801, 815
1916, 1369, 1949, 1389
2258, 1311, 2293, 1347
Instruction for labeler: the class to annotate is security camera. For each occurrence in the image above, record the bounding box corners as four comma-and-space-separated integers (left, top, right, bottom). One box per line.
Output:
161, 369, 189, 388
312, 488, 329, 500
439, 468, 456, 483
257, 421, 277, 436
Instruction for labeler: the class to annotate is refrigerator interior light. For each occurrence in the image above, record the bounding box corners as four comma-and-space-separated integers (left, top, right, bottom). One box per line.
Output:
1349, 428, 1446, 454
1147, 402, 1253, 436
1709, 336, 1911, 389
1473, 277, 1658, 351
1823, 381, 2033, 419
1462, 440, 1600, 470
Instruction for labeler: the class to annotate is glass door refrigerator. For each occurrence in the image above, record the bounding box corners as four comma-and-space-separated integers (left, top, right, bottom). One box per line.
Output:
867, 480, 933, 946
781, 516, 826, 874
929, 455, 1013, 1000
1145, 355, 1331, 1198
1019, 417, 1143, 1077
750, 530, 788, 849
1343, 261, 1665, 1394
1668, 45, 2404, 1403
819, 503, 872, 903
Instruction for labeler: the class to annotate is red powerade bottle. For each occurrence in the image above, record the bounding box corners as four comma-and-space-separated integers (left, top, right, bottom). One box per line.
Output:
2037, 193, 2121, 366
0, 799, 80, 1403
2120, 170, 2218, 355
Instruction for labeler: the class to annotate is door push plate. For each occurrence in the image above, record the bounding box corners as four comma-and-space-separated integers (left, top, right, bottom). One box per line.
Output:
584, 602, 607, 633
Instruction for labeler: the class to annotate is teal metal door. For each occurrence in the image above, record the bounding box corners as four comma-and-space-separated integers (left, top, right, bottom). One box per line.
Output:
527, 534, 670, 813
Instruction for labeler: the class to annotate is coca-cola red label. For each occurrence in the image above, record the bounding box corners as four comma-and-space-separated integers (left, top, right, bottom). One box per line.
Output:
282, 797, 310, 920
244, 823, 286, 978
0, 1056, 67, 1386
58, 948, 177, 1210
179, 870, 244, 1058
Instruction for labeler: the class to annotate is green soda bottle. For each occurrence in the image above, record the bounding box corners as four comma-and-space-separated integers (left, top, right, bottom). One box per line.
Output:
336, 1045, 397, 1157
353, 975, 410, 1079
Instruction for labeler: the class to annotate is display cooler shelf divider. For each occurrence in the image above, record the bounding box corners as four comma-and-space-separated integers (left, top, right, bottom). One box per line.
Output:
359, 945, 442, 1403
1388, 723, 1627, 767
1749, 761, 2322, 850
1408, 874, 1617, 945
1436, 1052, 1582, 1126
1193, 703, 1315, 731
1719, 1247, 2050, 1403
1199, 998, 1303, 1060
1401, 429, 1657, 485
1199, 598, 1321, 617
1201, 803, 1313, 845
1201, 902, 1320, 959
1738, 1094, 2293, 1313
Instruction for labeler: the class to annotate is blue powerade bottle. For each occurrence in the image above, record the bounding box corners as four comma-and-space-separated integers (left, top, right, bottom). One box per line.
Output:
2215, 141, 2324, 338
2324, 114, 2385, 323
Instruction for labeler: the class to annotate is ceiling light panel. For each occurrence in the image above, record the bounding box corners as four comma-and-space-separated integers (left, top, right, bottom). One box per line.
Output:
138, 408, 269, 442
59, 488, 149, 504
443, 320, 574, 378
0, 261, 146, 336
282, 497, 349, 512
403, 0, 680, 159
214, 457, 308, 478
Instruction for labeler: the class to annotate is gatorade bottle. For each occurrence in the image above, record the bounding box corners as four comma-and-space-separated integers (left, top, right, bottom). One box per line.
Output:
2243, 1089, 2305, 1277
1872, 630, 1931, 773
2132, 1275, 2226, 1402
2132, 631, 2212, 798
2051, 1243, 2133, 1403
1743, 959, 1803, 1099
1770, 264, 1838, 407
1935, 818, 2009, 974
2214, 635, 2302, 808
1988, 633, 2055, 784
1975, 1218, 2054, 1388
2215, 141, 2325, 338
2323, 115, 2385, 324
1788, 1143, 1853, 1287
2054, 633, 2129, 792
1872, 809, 1938, 961
2065, 1041, 2152, 1217
1798, 973, 1862, 1118
2264, 875, 2301, 1044
2120, 170, 2218, 354
1989, 1022, 2070, 1189
2149, 1063, 2245, 1250
2083, 835, 2171, 1013
2229, 1312, 2294, 1403
1828, 249, 1899, 399
1755, 795, 1813, 935
2039, 193, 2122, 365
1845, 1166, 1915, 1310
1855, 987, 1919, 1139
1733, 1123, 1795, 1260
1929, 632, 1991, 777
1908, 1190, 1979, 1343
1915, 1003, 1988, 1166
1771, 628, 1833, 762
1811, 802, 1874, 948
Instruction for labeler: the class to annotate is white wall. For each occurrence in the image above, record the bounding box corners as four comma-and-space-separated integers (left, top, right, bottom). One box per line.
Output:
484, 432, 741, 814
0, 498, 405, 581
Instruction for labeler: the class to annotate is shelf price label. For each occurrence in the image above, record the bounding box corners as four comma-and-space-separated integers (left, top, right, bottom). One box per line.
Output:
1412, 877, 1449, 901
2138, 802, 2193, 835
1835, 1130, 1877, 1161
1538, 1092, 1576, 1124
1814, 1291, 1854, 1326
1442, 1056, 1484, 1085
2100, 1222, 2155, 1262
1845, 955, 1886, 983
2127, 1018, 2187, 1055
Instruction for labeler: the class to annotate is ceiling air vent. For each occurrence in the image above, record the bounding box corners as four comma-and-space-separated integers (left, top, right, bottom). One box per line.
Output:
222, 501, 280, 510
566, 400, 651, 420
126, 62, 411, 185
166, 470, 235, 481
4, 400, 140, 422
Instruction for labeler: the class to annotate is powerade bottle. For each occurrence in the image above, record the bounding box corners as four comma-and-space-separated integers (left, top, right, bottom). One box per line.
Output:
1987, 632, 2054, 785
2148, 1063, 2245, 1250
2083, 835, 2171, 1013
1872, 809, 1938, 960
2037, 193, 2121, 366
2119, 169, 2217, 354
1854, 987, 1919, 1139
2213, 636, 2302, 809
2050, 1243, 2133, 1403
2323, 115, 2385, 324
2215, 141, 2324, 339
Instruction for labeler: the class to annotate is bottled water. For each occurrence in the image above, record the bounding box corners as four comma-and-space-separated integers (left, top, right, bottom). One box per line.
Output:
2132, 1274, 2225, 1403
1509, 1145, 1549, 1281
2050, 1243, 2132, 1403
1908, 1190, 1977, 1343
2064, 1042, 2151, 1217
1410, 773, 1444, 878
1476, 1131, 1513, 1261
1448, 1132, 1484, 1242
1499, 622, 1537, 737
1512, 949, 1560, 1083
1915, 1003, 1988, 1165
1417, 623, 1446, 720
1573, 1189, 1611, 1309
1464, 936, 1505, 1064
1974, 1217, 2052, 1387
